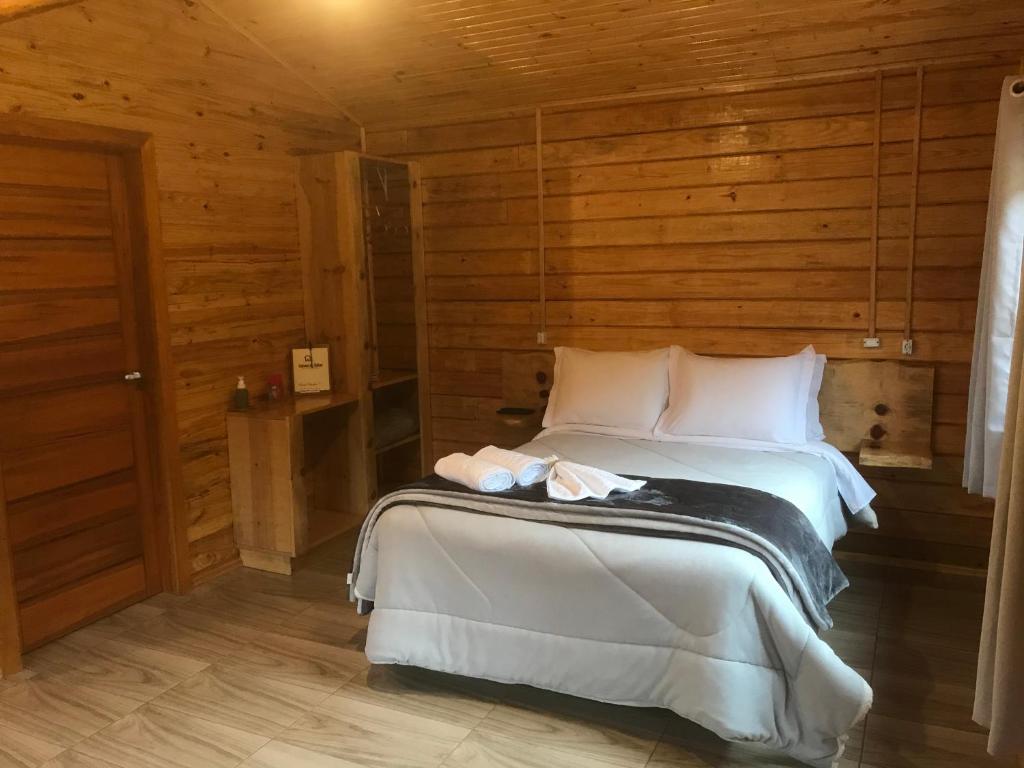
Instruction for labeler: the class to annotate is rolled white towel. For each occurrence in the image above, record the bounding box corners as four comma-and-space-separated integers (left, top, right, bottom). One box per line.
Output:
435, 453, 514, 492
547, 460, 645, 501
475, 445, 553, 486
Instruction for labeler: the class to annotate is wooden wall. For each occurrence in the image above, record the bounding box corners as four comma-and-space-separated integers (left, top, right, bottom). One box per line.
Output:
0, 0, 359, 582
368, 62, 1011, 574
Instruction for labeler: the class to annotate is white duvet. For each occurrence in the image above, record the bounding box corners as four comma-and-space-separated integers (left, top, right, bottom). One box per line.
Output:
355, 432, 873, 767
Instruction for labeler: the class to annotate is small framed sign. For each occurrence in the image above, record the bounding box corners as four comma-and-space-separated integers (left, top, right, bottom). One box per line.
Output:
292, 346, 330, 394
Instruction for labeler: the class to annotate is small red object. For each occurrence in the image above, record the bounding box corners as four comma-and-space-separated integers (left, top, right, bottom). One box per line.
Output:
267, 373, 285, 401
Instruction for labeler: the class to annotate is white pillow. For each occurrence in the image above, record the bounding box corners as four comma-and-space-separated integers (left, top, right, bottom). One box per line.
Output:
543, 347, 670, 436
807, 353, 826, 441
655, 345, 816, 444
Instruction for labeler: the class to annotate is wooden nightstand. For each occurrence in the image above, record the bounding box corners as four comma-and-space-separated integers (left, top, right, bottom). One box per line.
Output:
227, 391, 365, 574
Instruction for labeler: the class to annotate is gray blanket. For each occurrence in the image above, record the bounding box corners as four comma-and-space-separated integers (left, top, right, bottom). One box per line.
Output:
350, 474, 848, 631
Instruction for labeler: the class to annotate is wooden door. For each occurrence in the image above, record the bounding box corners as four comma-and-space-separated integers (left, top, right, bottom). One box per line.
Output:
0, 140, 160, 649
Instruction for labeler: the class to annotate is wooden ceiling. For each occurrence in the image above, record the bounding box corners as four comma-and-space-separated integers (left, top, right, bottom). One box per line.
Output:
201, 0, 1024, 127
9, 0, 1024, 126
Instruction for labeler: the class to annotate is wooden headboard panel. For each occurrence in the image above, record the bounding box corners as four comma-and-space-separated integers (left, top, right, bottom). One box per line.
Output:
819, 360, 934, 466
501, 352, 934, 465
501, 351, 555, 412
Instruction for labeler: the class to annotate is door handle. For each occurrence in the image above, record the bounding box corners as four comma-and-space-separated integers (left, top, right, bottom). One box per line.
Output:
124, 371, 143, 381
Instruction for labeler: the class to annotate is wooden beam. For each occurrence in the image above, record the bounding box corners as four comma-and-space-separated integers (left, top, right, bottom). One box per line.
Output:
0, 0, 80, 24
0, 112, 148, 152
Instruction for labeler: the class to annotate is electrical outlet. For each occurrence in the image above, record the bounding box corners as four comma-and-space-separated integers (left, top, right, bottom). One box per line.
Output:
901, 339, 914, 355
537, 330, 547, 344
863, 337, 881, 349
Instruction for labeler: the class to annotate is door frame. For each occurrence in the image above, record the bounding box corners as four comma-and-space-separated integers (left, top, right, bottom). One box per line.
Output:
0, 114, 190, 676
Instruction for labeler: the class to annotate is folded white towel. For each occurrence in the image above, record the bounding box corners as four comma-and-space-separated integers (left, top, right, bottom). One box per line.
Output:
435, 453, 514, 492
546, 460, 646, 501
475, 445, 553, 486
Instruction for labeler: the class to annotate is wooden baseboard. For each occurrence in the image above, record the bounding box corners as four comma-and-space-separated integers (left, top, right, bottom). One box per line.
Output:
239, 549, 293, 575
836, 550, 987, 589
836, 550, 985, 576
0, 646, 22, 679
189, 555, 242, 587
20, 561, 148, 650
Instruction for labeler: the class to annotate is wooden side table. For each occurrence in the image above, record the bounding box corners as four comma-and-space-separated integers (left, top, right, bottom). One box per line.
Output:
227, 391, 366, 574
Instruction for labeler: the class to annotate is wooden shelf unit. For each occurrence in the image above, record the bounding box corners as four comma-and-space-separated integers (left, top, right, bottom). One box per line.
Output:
229, 151, 432, 576
376, 432, 421, 454
297, 150, 431, 509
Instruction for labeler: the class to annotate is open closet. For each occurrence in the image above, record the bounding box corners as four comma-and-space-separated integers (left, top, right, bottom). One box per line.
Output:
227, 151, 430, 575
298, 151, 431, 503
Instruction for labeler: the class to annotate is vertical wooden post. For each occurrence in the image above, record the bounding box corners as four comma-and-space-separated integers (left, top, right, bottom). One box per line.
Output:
408, 161, 434, 472
297, 152, 375, 509
904, 66, 925, 349
868, 70, 883, 342
361, 166, 381, 384
0, 462, 23, 677
126, 138, 191, 595
107, 153, 162, 598
336, 152, 376, 505
535, 106, 547, 345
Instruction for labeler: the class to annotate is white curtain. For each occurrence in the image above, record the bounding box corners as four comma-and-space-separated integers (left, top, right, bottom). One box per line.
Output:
974, 258, 1024, 757
964, 76, 1024, 498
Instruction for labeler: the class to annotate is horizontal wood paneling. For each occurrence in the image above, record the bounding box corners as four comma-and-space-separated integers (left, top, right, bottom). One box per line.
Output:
13, 513, 142, 601
0, 240, 118, 290
0, 334, 124, 397
1, 427, 135, 502
368, 62, 1005, 572
6, 471, 138, 551
17, 559, 147, 649
1, 0, 359, 580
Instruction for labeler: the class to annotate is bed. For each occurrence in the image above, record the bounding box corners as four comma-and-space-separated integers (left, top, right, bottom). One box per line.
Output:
351, 428, 873, 768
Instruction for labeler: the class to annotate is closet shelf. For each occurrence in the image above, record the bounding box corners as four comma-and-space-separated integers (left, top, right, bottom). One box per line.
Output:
372, 370, 418, 390
376, 432, 421, 454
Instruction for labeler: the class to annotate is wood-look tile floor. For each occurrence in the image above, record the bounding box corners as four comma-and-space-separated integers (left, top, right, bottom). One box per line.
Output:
0, 532, 1009, 768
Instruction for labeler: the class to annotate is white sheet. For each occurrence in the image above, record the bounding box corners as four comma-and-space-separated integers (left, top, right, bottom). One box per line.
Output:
357, 432, 872, 767
529, 430, 851, 545
540, 425, 877, 526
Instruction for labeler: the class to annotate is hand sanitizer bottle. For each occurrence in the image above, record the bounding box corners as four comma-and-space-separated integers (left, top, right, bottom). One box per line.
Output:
233, 375, 249, 410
